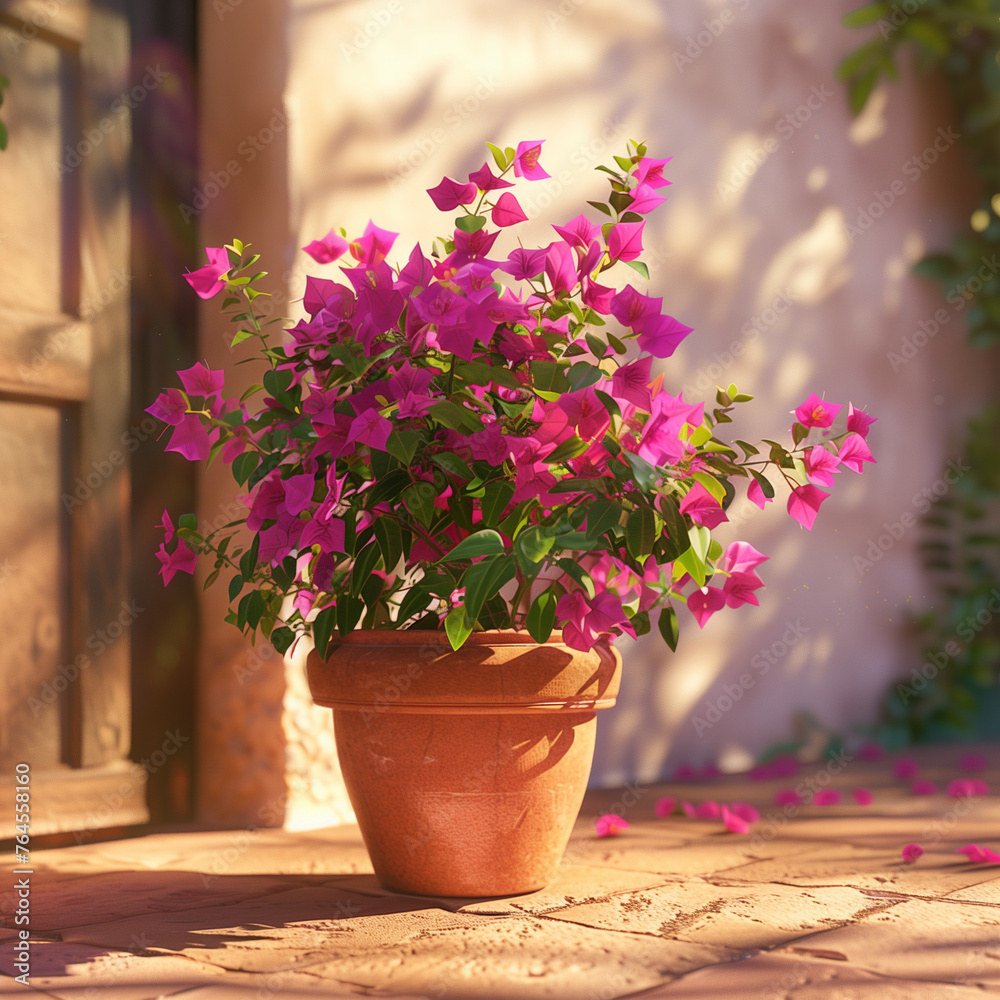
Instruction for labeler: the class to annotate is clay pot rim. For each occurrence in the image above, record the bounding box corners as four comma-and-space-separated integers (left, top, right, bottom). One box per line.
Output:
327, 628, 583, 648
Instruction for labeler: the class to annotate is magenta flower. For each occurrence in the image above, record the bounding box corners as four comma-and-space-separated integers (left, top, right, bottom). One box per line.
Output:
813, 789, 842, 805
655, 796, 676, 818
628, 182, 666, 215
804, 445, 840, 487
948, 778, 989, 797
146, 388, 189, 426
787, 484, 830, 530
545, 241, 578, 295
468, 161, 514, 192
158, 509, 175, 544
892, 757, 918, 780
775, 789, 803, 806
155, 539, 198, 585
166, 415, 212, 461
721, 805, 749, 834
303, 229, 349, 264
794, 392, 842, 429
746, 478, 772, 510
681, 801, 697, 817
721, 571, 765, 609
610, 285, 661, 329
728, 802, 760, 824
490, 192, 528, 227
838, 433, 876, 473
552, 213, 601, 250
721, 542, 768, 575
686, 586, 726, 628
426, 176, 478, 211
349, 220, 398, 265
596, 814, 629, 837
960, 753, 988, 772
958, 844, 1000, 864
183, 246, 230, 299
607, 221, 645, 262
901, 843, 924, 864
513, 140, 550, 180
679, 483, 728, 529
177, 361, 225, 398
345, 408, 393, 453
911, 780, 938, 796
846, 403, 877, 438
637, 313, 693, 358
852, 787, 873, 806
498, 247, 547, 280
611, 356, 654, 411
695, 800, 721, 819
632, 155, 672, 188
859, 741, 886, 760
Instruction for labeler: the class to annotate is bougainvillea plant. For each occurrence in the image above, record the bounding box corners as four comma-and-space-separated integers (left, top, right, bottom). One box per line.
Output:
148, 139, 876, 657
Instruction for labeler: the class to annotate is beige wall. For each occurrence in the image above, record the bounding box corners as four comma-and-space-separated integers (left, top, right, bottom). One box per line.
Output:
199, 0, 995, 817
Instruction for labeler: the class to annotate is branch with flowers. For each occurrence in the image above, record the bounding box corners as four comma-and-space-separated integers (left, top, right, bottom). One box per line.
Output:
148, 139, 876, 658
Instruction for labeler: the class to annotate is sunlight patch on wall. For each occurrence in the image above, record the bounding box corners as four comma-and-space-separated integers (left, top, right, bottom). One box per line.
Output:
760, 207, 851, 307
849, 85, 888, 146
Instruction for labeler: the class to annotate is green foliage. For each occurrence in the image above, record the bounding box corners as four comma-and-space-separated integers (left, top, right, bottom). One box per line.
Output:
842, 1, 1000, 742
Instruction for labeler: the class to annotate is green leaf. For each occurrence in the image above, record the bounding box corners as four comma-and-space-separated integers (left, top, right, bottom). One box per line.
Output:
455, 214, 487, 234
262, 367, 293, 397
310, 607, 338, 659
373, 517, 403, 573
270, 626, 295, 655
626, 506, 657, 559
557, 558, 595, 597
386, 428, 420, 465
546, 434, 589, 464
431, 451, 475, 480
231, 329, 255, 348
849, 66, 881, 116
841, 3, 889, 28
0, 120, 8, 152
675, 525, 712, 587
623, 259, 650, 281
481, 481, 515, 527
658, 605, 680, 651
734, 439, 760, 458
350, 541, 382, 597
585, 498, 623, 539
462, 554, 516, 626
337, 596, 365, 635
428, 400, 480, 432
396, 585, 431, 626
587, 199, 612, 217
232, 450, 259, 486
691, 471, 727, 503
515, 524, 556, 568
750, 469, 775, 499
526, 591, 557, 644
445, 605, 474, 650
530, 360, 571, 394
486, 140, 507, 171
228, 573, 243, 602
367, 468, 412, 507
239, 533, 259, 579
621, 450, 659, 492
442, 529, 507, 561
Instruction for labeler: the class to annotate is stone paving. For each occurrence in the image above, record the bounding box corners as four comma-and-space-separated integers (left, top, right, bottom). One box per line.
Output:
2, 742, 1000, 998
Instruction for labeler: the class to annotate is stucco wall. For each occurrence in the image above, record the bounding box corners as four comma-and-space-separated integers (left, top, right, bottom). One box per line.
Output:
199, 0, 995, 819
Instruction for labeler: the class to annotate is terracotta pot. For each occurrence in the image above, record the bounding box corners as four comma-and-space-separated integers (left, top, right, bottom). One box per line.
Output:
306, 630, 622, 897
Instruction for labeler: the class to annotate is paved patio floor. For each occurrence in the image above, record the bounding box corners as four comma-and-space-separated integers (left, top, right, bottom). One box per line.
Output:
2, 742, 1000, 999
